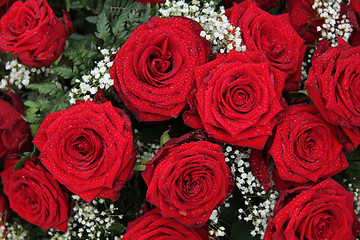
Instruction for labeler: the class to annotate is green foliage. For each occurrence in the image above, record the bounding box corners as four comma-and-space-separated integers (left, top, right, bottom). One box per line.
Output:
94, 11, 112, 46
14, 147, 38, 172
27, 82, 65, 96
345, 147, 360, 188
22, 81, 70, 138
63, 39, 101, 76
160, 129, 171, 147
86, 0, 159, 48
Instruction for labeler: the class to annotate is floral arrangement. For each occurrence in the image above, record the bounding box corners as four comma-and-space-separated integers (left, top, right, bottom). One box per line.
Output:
1, 0, 360, 239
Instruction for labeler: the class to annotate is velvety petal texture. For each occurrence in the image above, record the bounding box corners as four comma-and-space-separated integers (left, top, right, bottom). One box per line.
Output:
306, 38, 360, 151
0, 0, 72, 67
0, 92, 32, 161
184, 50, 283, 149
110, 16, 210, 121
226, 0, 306, 90
251, 104, 349, 192
0, 0, 16, 18
142, 132, 233, 227
264, 179, 360, 240
1, 158, 70, 232
222, 0, 278, 10
122, 208, 210, 240
33, 100, 136, 203
285, 0, 324, 44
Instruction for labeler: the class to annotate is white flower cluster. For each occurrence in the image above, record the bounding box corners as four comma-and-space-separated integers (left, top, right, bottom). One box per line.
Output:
159, 0, 245, 54
0, 59, 52, 90
347, 182, 360, 220
134, 129, 161, 165
224, 146, 278, 239
5, 221, 29, 240
69, 48, 117, 104
48, 196, 123, 240
208, 208, 226, 237
313, 0, 353, 46
301, 48, 315, 82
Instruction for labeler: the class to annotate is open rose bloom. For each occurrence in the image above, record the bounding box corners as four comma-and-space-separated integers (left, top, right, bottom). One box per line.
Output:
1, 0, 360, 239
0, 0, 72, 67
142, 132, 234, 227
110, 16, 210, 121
33, 101, 136, 203
264, 179, 360, 239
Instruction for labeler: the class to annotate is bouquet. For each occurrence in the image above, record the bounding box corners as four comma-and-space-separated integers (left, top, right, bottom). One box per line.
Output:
0, 0, 360, 239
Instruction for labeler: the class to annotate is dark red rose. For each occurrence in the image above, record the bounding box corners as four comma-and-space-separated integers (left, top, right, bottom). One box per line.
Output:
0, 92, 32, 161
222, 0, 278, 10
0, 0, 15, 18
184, 50, 283, 149
305, 38, 360, 152
264, 179, 360, 239
285, 0, 323, 44
226, 0, 306, 90
134, 0, 166, 5
110, 16, 210, 121
122, 208, 210, 240
250, 104, 349, 192
1, 158, 70, 232
0, 0, 72, 67
142, 132, 233, 226
0, 193, 9, 239
33, 100, 136, 203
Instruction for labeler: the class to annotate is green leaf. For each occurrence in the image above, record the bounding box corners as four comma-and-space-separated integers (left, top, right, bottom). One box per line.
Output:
14, 147, 38, 172
108, 222, 126, 235
22, 114, 44, 124
134, 163, 146, 171
160, 129, 171, 147
25, 107, 39, 116
27, 82, 64, 95
86, 15, 98, 24
95, 11, 112, 45
139, 158, 152, 165
30, 124, 41, 138
50, 66, 74, 79
297, 89, 308, 96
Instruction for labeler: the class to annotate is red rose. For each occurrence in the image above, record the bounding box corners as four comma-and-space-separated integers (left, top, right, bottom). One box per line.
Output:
0, 193, 9, 239
110, 16, 210, 121
250, 104, 349, 192
0, 0, 15, 18
264, 179, 360, 239
226, 0, 306, 90
285, 0, 323, 44
184, 50, 283, 149
1, 158, 70, 232
122, 208, 210, 240
222, 0, 278, 10
305, 38, 360, 151
0, 92, 32, 161
142, 132, 233, 226
0, 0, 72, 67
33, 100, 136, 203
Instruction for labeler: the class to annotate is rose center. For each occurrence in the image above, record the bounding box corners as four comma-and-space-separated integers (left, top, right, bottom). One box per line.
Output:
149, 52, 172, 75
295, 129, 324, 162
226, 83, 255, 113
314, 218, 333, 238
65, 129, 104, 167
142, 37, 173, 85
